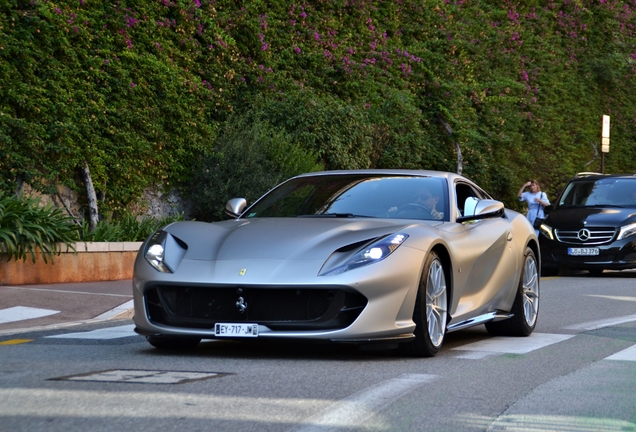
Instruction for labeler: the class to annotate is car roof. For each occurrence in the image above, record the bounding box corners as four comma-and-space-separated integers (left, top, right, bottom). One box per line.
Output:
570, 172, 636, 181
294, 169, 467, 183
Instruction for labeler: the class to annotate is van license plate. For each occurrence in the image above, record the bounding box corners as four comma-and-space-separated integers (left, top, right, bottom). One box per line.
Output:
568, 248, 599, 256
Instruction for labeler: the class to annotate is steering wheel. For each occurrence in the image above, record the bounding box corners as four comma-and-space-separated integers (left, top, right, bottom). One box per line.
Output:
395, 203, 434, 219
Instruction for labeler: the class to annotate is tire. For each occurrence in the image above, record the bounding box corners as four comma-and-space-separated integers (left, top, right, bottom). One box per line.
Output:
486, 247, 539, 337
146, 335, 201, 350
400, 251, 448, 357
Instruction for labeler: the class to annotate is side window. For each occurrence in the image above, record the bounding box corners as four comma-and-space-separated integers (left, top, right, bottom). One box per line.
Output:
455, 182, 483, 216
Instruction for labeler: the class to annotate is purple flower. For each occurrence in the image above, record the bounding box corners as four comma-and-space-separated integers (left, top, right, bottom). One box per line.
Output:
262, 44, 268, 51
130, 82, 136, 87
294, 46, 301, 54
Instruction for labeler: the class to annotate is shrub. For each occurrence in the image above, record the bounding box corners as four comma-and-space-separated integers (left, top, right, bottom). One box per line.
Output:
78, 212, 186, 242
188, 115, 323, 222
0, 193, 78, 263
0, 193, 186, 262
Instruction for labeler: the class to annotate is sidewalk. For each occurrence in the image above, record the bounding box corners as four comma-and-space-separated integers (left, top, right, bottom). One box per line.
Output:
0, 280, 134, 335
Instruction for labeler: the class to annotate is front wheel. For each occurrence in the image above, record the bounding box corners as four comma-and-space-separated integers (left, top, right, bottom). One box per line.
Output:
400, 251, 448, 357
486, 246, 539, 336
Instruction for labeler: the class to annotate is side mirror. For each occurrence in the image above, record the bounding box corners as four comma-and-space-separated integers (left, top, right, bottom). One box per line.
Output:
224, 198, 247, 218
457, 199, 505, 223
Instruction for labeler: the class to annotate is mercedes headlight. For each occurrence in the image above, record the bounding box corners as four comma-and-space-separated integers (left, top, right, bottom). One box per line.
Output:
617, 222, 636, 240
320, 233, 409, 276
539, 223, 554, 240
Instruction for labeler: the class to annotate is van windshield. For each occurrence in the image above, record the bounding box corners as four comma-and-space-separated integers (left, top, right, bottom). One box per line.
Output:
558, 178, 636, 208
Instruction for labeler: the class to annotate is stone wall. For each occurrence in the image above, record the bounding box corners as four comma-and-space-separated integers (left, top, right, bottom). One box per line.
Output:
0, 242, 143, 285
20, 182, 190, 221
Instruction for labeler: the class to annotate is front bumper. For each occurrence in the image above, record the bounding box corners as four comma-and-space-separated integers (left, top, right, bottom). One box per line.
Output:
540, 235, 636, 271
132, 248, 425, 343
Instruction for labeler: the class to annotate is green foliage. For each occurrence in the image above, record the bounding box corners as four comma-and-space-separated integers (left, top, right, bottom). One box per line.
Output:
0, 192, 185, 262
188, 115, 322, 221
0, 193, 78, 263
77, 212, 186, 242
2, 0, 636, 216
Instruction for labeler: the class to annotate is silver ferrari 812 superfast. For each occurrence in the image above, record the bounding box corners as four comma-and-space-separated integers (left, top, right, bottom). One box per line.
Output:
133, 170, 540, 357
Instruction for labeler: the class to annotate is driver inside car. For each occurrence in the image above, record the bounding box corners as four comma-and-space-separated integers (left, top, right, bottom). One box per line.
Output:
388, 188, 443, 220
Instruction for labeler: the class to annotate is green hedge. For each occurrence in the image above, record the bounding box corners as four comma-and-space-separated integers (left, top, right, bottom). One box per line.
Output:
2, 1, 635, 219
0, 193, 183, 262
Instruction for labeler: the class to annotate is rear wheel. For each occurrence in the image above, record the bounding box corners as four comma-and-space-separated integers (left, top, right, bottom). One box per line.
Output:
146, 335, 201, 350
486, 247, 539, 336
400, 251, 448, 357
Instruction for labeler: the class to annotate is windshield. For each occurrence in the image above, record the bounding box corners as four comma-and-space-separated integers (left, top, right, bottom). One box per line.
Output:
243, 174, 449, 221
558, 178, 636, 208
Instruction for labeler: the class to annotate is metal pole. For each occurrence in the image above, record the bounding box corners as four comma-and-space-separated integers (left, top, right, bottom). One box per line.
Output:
601, 153, 605, 174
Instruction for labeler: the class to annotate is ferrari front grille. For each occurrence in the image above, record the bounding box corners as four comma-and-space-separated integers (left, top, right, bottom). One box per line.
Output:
145, 285, 367, 331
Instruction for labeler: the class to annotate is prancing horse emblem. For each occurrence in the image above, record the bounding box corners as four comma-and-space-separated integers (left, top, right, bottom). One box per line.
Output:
236, 296, 247, 313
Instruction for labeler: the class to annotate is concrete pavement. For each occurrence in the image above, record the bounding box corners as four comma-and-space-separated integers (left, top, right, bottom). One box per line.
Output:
0, 279, 134, 335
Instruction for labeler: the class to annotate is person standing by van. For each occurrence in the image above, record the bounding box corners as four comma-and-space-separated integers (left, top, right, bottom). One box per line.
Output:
518, 179, 550, 234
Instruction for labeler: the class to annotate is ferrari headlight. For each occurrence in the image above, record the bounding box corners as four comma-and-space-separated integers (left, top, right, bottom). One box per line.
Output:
144, 231, 171, 273
617, 222, 636, 240
321, 233, 409, 276
539, 223, 554, 240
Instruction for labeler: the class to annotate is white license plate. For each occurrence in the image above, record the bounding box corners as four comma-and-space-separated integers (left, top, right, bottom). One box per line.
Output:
568, 248, 600, 256
214, 323, 258, 337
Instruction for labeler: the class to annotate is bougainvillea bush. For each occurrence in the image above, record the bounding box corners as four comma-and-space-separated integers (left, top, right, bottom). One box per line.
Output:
1, 0, 635, 221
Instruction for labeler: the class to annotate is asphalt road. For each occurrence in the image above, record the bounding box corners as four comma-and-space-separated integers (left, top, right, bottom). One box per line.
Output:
0, 280, 133, 335
0, 272, 635, 431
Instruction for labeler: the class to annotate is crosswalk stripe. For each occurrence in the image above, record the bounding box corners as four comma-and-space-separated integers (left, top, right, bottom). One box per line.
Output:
0, 306, 59, 324
451, 333, 574, 357
46, 324, 138, 340
289, 374, 437, 432
564, 314, 636, 331
605, 344, 636, 361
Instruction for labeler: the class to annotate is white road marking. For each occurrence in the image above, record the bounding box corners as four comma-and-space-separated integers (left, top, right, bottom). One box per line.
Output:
58, 369, 222, 384
585, 294, 636, 302
0, 306, 60, 324
453, 350, 498, 360
288, 373, 437, 432
564, 314, 636, 331
0, 388, 334, 422
605, 344, 636, 362
94, 300, 134, 320
46, 324, 137, 339
452, 333, 574, 356
2, 285, 131, 297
